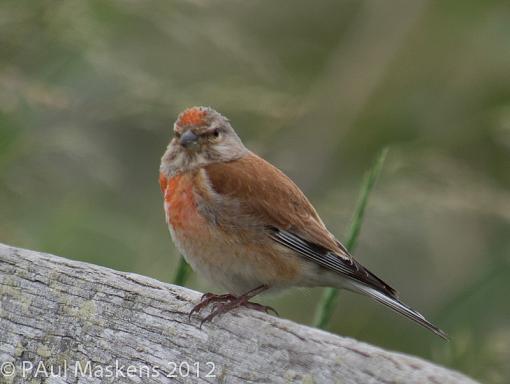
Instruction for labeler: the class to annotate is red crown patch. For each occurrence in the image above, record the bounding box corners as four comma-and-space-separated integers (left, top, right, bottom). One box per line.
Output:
177, 107, 207, 126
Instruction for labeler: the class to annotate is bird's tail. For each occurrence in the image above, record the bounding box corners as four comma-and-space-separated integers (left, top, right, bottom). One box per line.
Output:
351, 282, 448, 340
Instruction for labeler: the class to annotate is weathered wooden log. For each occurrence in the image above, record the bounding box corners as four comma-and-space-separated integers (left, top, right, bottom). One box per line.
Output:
0, 243, 477, 384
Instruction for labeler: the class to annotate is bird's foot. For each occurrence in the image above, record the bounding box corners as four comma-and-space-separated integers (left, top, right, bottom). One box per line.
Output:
200, 296, 278, 327
188, 285, 276, 327
188, 292, 237, 321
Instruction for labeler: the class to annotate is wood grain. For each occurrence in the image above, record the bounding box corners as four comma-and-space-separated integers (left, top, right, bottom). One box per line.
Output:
0, 243, 477, 384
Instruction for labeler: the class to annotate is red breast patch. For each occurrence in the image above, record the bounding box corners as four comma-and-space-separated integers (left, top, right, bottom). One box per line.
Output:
163, 174, 201, 230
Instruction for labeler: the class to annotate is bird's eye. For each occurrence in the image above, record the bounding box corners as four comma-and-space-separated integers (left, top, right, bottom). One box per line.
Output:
174, 131, 181, 139
212, 129, 220, 138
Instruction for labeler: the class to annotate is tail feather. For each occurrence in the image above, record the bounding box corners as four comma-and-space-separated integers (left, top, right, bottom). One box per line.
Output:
352, 282, 448, 340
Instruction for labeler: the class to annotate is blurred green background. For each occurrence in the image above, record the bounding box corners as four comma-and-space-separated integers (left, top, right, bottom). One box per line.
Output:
1, 0, 509, 382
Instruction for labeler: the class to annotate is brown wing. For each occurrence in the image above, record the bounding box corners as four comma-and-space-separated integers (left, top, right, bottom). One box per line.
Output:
205, 152, 340, 252
204, 152, 397, 297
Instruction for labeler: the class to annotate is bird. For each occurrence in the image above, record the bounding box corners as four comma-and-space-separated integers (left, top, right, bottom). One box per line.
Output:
159, 106, 448, 339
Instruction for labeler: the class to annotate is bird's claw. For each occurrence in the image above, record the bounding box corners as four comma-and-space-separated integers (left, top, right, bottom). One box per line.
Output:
189, 286, 274, 327
243, 302, 279, 317
192, 295, 279, 328
188, 292, 236, 321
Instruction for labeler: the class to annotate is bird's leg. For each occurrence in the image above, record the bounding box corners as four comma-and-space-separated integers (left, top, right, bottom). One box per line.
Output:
188, 292, 237, 320
199, 285, 278, 327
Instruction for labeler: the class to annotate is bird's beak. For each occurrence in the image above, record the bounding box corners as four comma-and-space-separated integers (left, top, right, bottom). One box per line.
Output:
180, 130, 199, 149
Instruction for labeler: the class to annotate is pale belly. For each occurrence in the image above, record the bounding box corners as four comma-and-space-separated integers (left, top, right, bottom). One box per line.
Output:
165, 199, 311, 294
169, 225, 256, 294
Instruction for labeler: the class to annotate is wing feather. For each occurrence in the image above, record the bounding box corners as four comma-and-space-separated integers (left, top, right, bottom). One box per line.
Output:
205, 152, 340, 252
268, 227, 397, 297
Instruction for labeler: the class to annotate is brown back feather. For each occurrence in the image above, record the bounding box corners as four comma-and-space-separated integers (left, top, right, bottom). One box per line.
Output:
205, 152, 342, 254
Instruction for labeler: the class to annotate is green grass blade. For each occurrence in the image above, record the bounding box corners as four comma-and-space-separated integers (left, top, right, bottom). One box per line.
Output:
173, 256, 191, 286
314, 147, 388, 329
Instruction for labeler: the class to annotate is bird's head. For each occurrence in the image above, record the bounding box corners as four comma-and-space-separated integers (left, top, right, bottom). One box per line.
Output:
160, 106, 248, 176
